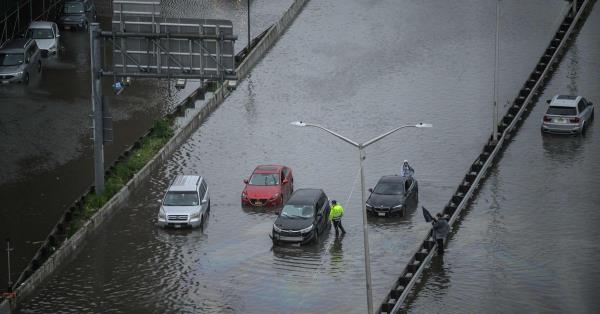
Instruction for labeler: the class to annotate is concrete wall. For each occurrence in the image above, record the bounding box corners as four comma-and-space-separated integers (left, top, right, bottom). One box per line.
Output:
2, 0, 310, 312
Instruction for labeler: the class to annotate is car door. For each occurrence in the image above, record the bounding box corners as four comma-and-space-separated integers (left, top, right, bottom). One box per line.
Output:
404, 178, 414, 201
315, 196, 326, 231
198, 180, 208, 214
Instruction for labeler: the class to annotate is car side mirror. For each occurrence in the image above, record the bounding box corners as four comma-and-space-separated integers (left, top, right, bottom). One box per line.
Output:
368, 188, 373, 193
25, 58, 30, 64
283, 179, 289, 184
546, 99, 551, 104
157, 199, 162, 204
56, 34, 61, 38
201, 199, 207, 204
243, 179, 249, 184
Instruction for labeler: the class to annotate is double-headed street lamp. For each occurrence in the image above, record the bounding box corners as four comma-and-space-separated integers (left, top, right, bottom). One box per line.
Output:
290, 121, 432, 314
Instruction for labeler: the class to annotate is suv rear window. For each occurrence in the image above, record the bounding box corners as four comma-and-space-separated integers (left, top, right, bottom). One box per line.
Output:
547, 106, 576, 116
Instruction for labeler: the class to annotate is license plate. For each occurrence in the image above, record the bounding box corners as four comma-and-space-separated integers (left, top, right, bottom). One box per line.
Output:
64, 26, 71, 30
254, 201, 263, 206
279, 236, 302, 241
1, 80, 9, 84
378, 212, 386, 217
556, 118, 566, 123
173, 224, 182, 229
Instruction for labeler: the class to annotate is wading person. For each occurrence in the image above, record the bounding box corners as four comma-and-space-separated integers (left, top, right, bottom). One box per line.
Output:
400, 160, 414, 177
330, 200, 346, 235
432, 213, 450, 255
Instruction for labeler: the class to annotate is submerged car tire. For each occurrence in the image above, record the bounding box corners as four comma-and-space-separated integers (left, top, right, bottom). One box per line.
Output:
313, 228, 319, 244
22, 72, 29, 85
37, 60, 42, 73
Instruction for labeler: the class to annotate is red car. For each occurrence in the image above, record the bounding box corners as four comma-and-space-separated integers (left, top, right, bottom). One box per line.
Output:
241, 165, 294, 207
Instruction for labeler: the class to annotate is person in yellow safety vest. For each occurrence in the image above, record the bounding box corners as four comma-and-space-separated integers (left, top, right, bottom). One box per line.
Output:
329, 200, 346, 235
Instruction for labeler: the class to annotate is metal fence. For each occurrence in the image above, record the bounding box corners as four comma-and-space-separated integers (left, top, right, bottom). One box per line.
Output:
0, 0, 65, 47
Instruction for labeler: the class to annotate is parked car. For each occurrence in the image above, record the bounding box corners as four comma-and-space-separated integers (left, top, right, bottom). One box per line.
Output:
272, 189, 330, 245
157, 175, 210, 229
25, 21, 60, 57
59, 0, 96, 30
542, 95, 594, 134
366, 175, 418, 217
241, 165, 293, 207
0, 38, 42, 85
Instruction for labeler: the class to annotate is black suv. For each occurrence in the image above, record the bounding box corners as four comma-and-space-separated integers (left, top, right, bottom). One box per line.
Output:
59, 0, 96, 30
272, 189, 330, 245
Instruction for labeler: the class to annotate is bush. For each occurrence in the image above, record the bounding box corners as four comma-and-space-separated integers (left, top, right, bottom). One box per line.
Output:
67, 117, 174, 237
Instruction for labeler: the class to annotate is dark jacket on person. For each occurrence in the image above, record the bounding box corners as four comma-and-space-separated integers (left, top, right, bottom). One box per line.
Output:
432, 217, 450, 240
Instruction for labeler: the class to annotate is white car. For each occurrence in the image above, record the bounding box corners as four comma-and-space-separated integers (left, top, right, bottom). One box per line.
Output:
542, 95, 595, 134
157, 175, 210, 229
25, 21, 60, 56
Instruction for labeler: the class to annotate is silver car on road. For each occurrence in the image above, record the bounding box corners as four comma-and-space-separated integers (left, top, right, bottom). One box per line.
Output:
157, 175, 210, 229
26, 21, 60, 56
0, 38, 42, 85
542, 95, 595, 134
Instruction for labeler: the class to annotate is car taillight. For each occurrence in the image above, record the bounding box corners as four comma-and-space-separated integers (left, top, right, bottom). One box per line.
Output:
570, 117, 580, 123
543, 115, 551, 122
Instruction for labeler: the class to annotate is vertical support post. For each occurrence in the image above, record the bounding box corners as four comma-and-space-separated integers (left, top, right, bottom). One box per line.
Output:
359, 147, 373, 314
29, 0, 32, 22
572, 0, 577, 16
5, 238, 12, 292
247, 0, 251, 52
90, 23, 105, 195
492, 0, 500, 142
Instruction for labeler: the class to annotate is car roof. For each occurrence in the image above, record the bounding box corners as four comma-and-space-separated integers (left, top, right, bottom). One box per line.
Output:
168, 175, 202, 192
550, 95, 581, 107
0, 38, 31, 52
28, 21, 55, 28
253, 164, 284, 174
377, 175, 408, 184
287, 189, 324, 205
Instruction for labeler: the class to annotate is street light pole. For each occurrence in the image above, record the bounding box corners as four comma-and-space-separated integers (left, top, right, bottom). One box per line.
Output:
247, 0, 251, 52
493, 0, 500, 142
290, 121, 432, 314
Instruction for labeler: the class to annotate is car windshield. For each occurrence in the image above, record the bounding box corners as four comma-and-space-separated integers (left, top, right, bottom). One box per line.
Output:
0, 53, 24, 66
163, 191, 199, 206
249, 173, 279, 186
547, 106, 577, 116
373, 181, 404, 195
26, 28, 54, 39
64, 3, 84, 13
280, 204, 314, 218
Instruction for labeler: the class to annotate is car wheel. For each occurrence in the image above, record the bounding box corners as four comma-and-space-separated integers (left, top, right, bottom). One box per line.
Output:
22, 72, 30, 85
591, 109, 595, 121
37, 60, 42, 73
313, 228, 319, 244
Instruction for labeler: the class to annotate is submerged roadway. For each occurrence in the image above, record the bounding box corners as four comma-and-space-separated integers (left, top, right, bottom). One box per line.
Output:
13, 0, 597, 313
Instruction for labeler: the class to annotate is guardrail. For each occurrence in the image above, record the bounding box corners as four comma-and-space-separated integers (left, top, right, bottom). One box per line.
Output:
377, 0, 593, 312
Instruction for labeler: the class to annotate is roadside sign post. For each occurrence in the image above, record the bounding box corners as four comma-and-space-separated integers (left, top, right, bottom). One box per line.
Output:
87, 1, 236, 196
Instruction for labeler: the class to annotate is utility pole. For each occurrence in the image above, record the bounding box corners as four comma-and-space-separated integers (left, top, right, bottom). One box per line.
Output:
90, 22, 105, 195
6, 238, 12, 292
492, 0, 500, 143
247, 0, 251, 52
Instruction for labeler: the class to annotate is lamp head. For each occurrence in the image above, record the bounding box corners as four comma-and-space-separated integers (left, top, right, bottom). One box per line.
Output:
290, 121, 306, 127
415, 123, 433, 128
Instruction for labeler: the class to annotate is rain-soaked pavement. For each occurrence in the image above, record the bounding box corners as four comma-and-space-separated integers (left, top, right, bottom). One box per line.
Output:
0, 0, 292, 291
12, 0, 591, 313
405, 4, 600, 313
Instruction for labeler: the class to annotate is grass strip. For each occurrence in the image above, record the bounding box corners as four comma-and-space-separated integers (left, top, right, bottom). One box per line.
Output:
68, 118, 174, 236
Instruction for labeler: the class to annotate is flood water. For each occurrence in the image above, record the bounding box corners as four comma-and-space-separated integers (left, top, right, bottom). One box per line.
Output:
0, 0, 291, 295
405, 4, 600, 313
12, 0, 588, 313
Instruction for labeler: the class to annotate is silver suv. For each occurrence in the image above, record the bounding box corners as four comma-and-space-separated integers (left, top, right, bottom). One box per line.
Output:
0, 38, 42, 85
157, 175, 210, 229
542, 95, 595, 134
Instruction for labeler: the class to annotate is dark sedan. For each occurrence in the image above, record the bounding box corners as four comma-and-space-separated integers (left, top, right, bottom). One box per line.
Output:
366, 175, 418, 217
272, 189, 330, 245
